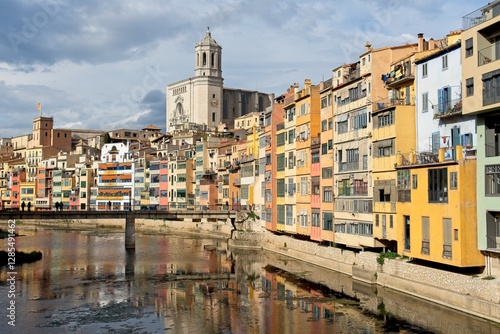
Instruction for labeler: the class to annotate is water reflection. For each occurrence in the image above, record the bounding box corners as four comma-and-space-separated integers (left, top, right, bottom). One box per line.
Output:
0, 228, 498, 333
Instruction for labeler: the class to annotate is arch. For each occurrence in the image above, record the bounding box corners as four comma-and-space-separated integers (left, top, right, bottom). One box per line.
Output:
197, 53, 199, 67
203, 52, 207, 66
211, 53, 215, 68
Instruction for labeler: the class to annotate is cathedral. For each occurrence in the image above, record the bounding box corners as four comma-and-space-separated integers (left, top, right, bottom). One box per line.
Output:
165, 28, 274, 133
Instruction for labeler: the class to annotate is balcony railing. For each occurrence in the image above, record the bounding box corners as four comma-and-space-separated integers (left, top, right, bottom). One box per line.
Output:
442, 244, 452, 259
373, 96, 415, 112
421, 241, 430, 255
433, 98, 462, 119
478, 42, 500, 66
462, 1, 500, 30
339, 161, 359, 172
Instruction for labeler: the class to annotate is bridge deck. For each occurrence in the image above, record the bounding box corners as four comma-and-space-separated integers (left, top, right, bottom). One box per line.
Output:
0, 210, 238, 221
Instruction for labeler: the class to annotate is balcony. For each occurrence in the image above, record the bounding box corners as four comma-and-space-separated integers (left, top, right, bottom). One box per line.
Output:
339, 161, 359, 172
396, 147, 465, 167
384, 72, 414, 88
433, 98, 462, 119
233, 178, 241, 187
373, 96, 415, 112
462, 1, 500, 30
240, 155, 254, 164
478, 42, 500, 66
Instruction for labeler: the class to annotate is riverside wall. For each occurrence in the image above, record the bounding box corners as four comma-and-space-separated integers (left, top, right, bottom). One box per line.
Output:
2, 217, 499, 323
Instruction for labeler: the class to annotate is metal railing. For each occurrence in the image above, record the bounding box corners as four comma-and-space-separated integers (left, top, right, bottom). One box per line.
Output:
462, 1, 500, 30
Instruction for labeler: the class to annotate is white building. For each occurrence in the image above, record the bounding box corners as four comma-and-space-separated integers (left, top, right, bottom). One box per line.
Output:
415, 39, 477, 159
166, 28, 273, 134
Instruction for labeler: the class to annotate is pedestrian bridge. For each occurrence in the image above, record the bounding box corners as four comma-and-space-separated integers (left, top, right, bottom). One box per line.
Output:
0, 210, 239, 249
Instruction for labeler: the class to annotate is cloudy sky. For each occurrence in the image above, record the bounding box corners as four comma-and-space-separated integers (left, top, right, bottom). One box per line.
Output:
0, 0, 483, 138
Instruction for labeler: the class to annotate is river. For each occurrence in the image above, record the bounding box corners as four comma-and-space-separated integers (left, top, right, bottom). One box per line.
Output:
1, 227, 499, 333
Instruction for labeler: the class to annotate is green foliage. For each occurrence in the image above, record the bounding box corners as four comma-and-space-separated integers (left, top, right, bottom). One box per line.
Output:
103, 132, 111, 144
284, 242, 287, 248
482, 275, 496, 280
377, 251, 400, 266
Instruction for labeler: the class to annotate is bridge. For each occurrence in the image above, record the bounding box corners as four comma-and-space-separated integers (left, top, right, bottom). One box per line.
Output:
0, 210, 239, 249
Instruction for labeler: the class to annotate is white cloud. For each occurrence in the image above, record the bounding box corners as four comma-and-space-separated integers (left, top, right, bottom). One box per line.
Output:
0, 0, 481, 138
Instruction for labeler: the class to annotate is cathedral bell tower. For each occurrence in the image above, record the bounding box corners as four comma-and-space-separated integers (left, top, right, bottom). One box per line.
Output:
195, 27, 222, 78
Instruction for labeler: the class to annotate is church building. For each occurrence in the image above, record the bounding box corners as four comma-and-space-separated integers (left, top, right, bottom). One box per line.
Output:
166, 28, 273, 133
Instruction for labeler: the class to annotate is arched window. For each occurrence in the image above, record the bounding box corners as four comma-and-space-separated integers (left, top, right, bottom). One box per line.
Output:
211, 53, 215, 68
203, 52, 207, 66
197, 53, 199, 67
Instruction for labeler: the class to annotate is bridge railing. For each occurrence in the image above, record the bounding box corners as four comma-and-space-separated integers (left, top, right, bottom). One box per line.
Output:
3, 203, 250, 213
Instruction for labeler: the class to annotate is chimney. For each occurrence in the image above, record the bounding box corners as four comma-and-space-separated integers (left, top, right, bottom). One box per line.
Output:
365, 41, 372, 52
418, 33, 425, 52
304, 79, 311, 89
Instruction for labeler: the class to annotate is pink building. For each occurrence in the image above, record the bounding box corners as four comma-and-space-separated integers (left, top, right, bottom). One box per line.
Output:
159, 159, 169, 210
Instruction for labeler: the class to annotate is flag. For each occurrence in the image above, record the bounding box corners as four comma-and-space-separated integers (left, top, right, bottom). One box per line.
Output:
36, 103, 41, 111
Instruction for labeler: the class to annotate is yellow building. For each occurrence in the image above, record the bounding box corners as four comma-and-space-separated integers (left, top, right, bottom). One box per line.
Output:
20, 181, 36, 210
319, 79, 334, 243
372, 52, 417, 251
396, 147, 483, 267
333, 42, 417, 249
295, 79, 320, 236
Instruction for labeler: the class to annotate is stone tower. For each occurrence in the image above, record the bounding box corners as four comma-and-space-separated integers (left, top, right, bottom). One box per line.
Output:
166, 28, 224, 132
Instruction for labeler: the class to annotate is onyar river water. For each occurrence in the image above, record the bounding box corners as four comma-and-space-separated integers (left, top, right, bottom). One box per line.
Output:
1, 227, 499, 333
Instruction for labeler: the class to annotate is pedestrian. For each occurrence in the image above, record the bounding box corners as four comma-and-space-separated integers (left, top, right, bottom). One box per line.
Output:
21, 201, 26, 211
59, 202, 63, 211
225, 201, 229, 211
27, 202, 31, 212
108, 200, 111, 211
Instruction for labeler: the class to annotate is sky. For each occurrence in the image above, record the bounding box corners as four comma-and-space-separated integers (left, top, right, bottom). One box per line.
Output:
0, 0, 485, 138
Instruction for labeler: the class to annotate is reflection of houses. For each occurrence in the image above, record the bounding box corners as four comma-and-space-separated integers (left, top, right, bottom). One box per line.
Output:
462, 1, 500, 272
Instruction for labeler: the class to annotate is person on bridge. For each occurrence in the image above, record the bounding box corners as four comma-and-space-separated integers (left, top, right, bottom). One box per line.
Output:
27, 202, 31, 212
108, 200, 111, 211
21, 201, 26, 212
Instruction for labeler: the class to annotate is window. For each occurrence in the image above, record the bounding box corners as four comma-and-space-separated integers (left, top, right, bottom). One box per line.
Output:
375, 139, 394, 157
397, 170, 411, 202
277, 154, 285, 171
321, 120, 327, 131
277, 179, 285, 197
450, 172, 458, 190
322, 167, 333, 179
466, 78, 474, 97
377, 110, 394, 127
389, 215, 394, 228
337, 120, 348, 134
422, 63, 428, 77
442, 55, 448, 70
443, 218, 452, 258
412, 174, 418, 189
323, 186, 333, 202
422, 216, 430, 255
486, 165, 500, 196
422, 92, 429, 113
322, 212, 333, 231
465, 38, 473, 58
428, 168, 448, 203
312, 212, 320, 227
482, 70, 500, 106
321, 143, 328, 155
375, 214, 379, 227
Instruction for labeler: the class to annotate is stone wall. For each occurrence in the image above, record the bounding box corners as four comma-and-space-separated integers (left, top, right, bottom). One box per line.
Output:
232, 229, 500, 323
